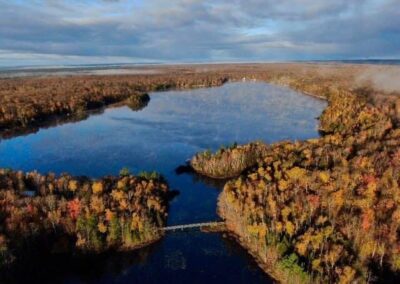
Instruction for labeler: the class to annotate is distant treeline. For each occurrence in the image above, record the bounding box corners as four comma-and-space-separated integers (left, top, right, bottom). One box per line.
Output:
0, 73, 228, 135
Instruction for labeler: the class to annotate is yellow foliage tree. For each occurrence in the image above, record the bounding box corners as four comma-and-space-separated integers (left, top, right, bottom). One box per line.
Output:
68, 180, 78, 192
90, 196, 105, 213
92, 181, 104, 194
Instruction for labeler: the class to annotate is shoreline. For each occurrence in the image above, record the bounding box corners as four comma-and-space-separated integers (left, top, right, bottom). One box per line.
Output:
2, 63, 396, 136
184, 64, 400, 282
0, 78, 326, 141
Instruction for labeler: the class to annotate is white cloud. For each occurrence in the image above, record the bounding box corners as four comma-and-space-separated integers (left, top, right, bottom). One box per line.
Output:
0, 0, 398, 66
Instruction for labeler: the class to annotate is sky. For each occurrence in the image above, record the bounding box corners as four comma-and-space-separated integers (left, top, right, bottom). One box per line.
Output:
0, 0, 399, 67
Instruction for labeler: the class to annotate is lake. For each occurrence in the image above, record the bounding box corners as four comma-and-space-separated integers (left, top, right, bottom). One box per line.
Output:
0, 82, 326, 283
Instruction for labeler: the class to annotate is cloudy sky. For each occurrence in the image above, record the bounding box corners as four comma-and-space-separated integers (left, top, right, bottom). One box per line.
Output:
0, 0, 399, 66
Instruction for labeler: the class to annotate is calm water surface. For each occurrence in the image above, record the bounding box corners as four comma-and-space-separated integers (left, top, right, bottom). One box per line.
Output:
0, 82, 326, 283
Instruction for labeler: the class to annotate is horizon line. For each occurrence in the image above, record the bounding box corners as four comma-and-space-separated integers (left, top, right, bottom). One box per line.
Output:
1, 58, 400, 71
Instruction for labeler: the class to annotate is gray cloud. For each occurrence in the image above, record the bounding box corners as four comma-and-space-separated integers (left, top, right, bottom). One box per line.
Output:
0, 0, 399, 66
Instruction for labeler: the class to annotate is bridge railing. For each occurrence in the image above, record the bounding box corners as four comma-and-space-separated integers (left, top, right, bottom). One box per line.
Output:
160, 221, 225, 231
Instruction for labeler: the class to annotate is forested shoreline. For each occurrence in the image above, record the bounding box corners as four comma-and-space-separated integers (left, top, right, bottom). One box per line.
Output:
189, 65, 400, 282
0, 169, 171, 274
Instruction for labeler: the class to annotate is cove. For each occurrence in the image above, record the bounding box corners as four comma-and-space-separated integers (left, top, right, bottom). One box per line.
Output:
0, 82, 326, 283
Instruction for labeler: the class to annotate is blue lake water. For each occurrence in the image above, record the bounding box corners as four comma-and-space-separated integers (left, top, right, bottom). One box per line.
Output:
0, 82, 326, 283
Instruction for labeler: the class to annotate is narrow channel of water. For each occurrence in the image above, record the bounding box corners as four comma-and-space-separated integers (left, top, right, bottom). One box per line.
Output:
0, 82, 326, 283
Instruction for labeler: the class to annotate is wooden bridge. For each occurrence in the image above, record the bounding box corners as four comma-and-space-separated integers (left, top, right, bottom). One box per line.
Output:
161, 221, 225, 232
